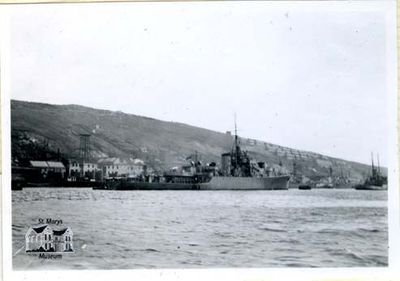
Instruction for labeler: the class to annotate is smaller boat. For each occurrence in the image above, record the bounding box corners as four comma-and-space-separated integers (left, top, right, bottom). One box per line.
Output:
354, 153, 387, 191
315, 182, 333, 189
298, 185, 312, 190
354, 184, 387, 191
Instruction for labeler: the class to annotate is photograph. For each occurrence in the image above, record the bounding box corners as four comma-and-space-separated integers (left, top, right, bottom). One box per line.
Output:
1, 0, 398, 276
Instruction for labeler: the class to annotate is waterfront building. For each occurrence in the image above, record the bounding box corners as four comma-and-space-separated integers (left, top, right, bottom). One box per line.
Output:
29, 161, 49, 174
97, 157, 145, 178
68, 159, 101, 181
68, 159, 81, 180
29, 160, 66, 182
46, 161, 66, 176
67, 157, 145, 180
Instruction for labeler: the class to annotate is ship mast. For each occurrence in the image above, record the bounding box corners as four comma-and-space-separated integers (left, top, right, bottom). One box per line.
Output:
340, 165, 344, 179
377, 153, 381, 175
194, 150, 198, 173
371, 152, 375, 176
234, 113, 238, 169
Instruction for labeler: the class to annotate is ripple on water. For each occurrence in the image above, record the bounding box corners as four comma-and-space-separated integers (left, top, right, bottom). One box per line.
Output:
258, 226, 287, 233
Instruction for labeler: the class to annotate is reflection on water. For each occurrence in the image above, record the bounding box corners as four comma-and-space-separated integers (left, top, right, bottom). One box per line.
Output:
12, 188, 387, 269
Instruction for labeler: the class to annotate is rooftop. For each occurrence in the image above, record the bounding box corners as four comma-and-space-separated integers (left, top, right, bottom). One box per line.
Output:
30, 161, 65, 169
47, 161, 65, 168
97, 157, 144, 166
30, 161, 48, 168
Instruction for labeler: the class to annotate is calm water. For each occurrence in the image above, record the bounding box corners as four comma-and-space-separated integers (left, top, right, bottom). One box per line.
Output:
12, 188, 387, 269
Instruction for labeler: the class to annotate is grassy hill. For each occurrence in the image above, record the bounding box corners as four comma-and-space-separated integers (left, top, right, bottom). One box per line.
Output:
11, 99, 379, 181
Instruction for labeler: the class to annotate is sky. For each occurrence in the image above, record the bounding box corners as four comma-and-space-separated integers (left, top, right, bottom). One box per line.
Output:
6, 1, 396, 166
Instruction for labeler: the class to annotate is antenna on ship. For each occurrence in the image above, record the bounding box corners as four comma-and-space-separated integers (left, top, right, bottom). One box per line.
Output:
234, 113, 238, 144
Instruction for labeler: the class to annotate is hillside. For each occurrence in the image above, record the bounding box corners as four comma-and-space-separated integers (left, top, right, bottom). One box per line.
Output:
11, 100, 379, 181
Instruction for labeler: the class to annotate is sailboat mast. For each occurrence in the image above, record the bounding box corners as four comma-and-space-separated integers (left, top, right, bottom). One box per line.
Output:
371, 152, 375, 174
377, 154, 381, 175
377, 154, 381, 172
234, 113, 238, 169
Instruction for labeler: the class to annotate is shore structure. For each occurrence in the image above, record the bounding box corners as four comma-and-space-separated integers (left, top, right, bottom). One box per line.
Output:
12, 157, 146, 189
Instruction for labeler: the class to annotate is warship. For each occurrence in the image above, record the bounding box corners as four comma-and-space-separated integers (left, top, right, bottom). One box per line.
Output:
354, 153, 387, 190
205, 119, 290, 190
94, 119, 290, 191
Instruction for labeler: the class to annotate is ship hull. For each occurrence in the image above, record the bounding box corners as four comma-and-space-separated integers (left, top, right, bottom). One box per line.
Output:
204, 176, 290, 190
354, 184, 387, 190
95, 175, 290, 191
98, 181, 207, 190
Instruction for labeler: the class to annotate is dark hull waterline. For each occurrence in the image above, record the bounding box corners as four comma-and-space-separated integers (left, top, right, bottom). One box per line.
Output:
95, 175, 290, 191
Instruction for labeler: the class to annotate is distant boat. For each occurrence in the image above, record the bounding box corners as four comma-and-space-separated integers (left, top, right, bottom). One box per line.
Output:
315, 182, 333, 189
354, 153, 387, 191
354, 184, 387, 191
298, 185, 312, 190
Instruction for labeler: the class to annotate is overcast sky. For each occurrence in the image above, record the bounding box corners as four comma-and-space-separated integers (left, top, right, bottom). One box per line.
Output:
7, 1, 395, 166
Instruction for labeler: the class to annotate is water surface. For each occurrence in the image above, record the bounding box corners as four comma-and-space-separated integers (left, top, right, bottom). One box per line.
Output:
12, 188, 387, 269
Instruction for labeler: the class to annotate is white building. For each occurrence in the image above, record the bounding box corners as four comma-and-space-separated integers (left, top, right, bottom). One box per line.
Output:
68, 160, 100, 180
98, 157, 144, 178
68, 157, 145, 180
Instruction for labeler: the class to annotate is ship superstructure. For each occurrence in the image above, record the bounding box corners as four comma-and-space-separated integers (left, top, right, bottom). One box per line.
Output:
206, 116, 290, 190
